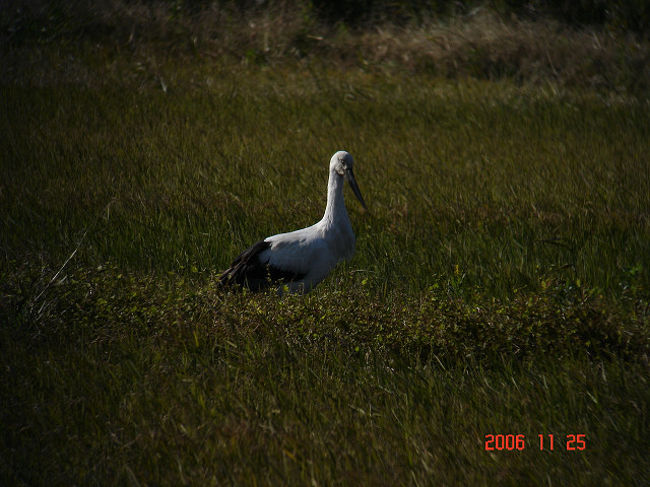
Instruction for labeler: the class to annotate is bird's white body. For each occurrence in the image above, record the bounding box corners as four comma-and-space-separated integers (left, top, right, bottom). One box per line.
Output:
219, 151, 366, 294
262, 166, 356, 293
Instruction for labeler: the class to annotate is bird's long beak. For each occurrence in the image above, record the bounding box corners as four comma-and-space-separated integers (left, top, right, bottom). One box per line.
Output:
346, 168, 367, 210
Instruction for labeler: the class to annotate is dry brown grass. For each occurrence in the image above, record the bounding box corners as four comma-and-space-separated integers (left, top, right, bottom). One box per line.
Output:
2, 1, 649, 95
350, 11, 649, 93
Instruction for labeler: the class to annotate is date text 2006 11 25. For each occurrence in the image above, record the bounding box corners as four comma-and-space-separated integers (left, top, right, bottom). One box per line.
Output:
484, 434, 587, 451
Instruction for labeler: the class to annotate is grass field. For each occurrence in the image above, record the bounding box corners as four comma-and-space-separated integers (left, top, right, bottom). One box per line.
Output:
1, 2, 649, 485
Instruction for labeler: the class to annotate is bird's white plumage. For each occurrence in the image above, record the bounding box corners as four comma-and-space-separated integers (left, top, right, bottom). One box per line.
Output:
220, 150, 366, 294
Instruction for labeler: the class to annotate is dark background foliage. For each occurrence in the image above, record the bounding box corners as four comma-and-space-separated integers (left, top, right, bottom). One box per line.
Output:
2, 0, 649, 39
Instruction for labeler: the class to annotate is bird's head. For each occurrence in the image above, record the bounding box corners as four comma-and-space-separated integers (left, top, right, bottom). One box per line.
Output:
330, 151, 367, 210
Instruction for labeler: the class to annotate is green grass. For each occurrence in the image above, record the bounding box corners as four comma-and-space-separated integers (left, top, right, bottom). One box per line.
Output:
1, 5, 650, 485
2, 267, 648, 485
2, 72, 649, 293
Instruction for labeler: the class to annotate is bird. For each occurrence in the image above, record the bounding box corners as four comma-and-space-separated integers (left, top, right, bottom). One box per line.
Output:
218, 150, 367, 294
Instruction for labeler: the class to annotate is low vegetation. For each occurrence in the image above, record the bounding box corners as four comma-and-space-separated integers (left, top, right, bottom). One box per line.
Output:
1, 1, 649, 485
2, 0, 649, 94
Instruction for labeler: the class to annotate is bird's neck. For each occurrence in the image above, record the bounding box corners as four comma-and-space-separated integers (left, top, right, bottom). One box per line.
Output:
321, 170, 348, 226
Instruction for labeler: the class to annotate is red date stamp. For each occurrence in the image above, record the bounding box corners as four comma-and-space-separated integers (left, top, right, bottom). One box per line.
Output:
484, 434, 587, 451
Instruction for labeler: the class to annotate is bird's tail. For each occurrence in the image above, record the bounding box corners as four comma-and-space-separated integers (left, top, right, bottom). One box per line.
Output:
217, 240, 271, 290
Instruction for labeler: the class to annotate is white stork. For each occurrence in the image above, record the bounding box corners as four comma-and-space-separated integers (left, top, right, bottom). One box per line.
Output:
219, 150, 367, 293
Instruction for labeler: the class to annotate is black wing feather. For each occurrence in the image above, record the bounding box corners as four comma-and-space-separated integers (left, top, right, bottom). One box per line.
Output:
219, 240, 307, 291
